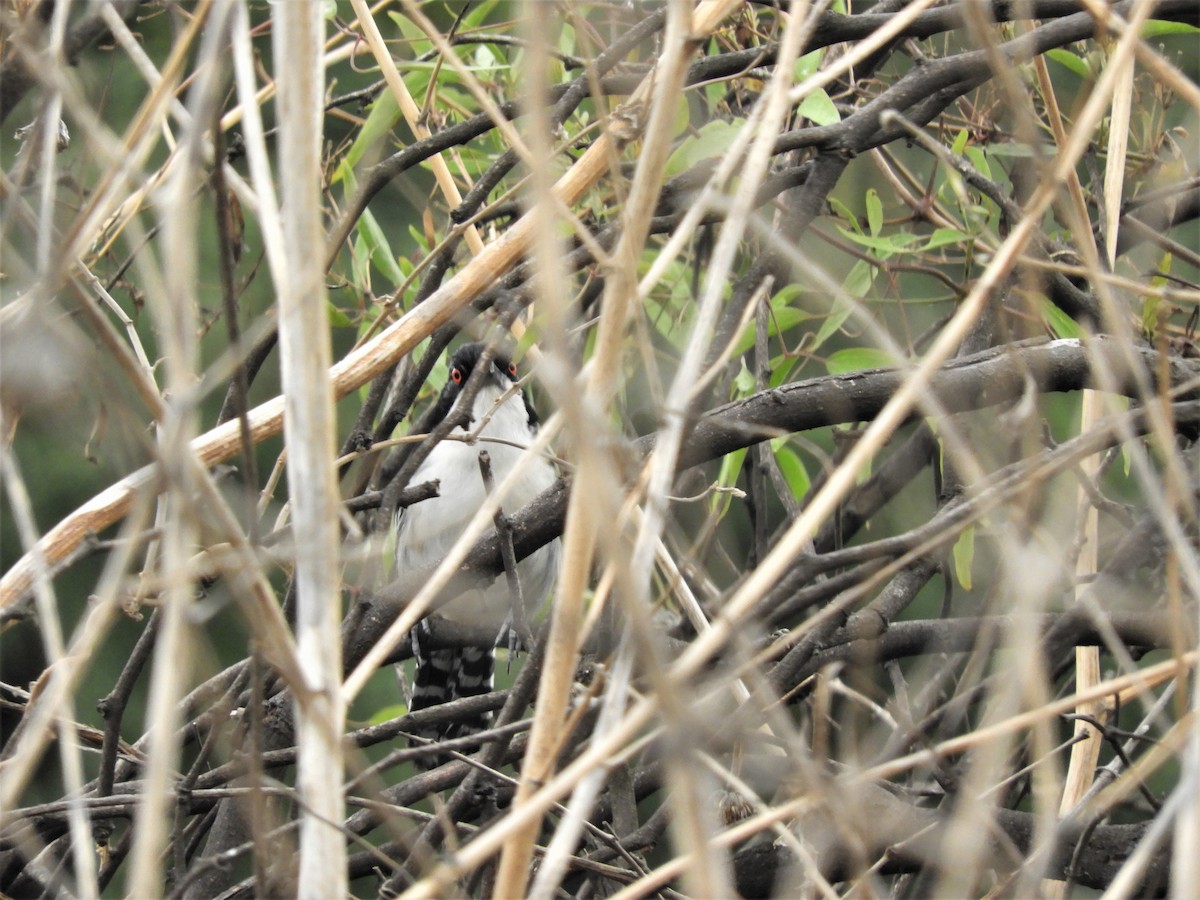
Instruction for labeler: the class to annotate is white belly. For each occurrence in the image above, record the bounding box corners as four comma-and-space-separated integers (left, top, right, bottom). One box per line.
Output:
394, 386, 559, 631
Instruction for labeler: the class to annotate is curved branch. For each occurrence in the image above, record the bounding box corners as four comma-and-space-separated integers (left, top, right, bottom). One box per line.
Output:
344, 339, 1200, 665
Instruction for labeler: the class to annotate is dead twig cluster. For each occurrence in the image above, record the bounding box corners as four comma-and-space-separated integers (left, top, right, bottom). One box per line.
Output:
2, 1, 1199, 897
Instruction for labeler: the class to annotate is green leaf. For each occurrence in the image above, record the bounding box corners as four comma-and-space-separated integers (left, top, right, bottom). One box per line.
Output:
917, 227, 971, 252
710, 447, 747, 517
952, 526, 975, 591
951, 128, 969, 156
826, 347, 898, 374
733, 359, 756, 397
865, 188, 883, 236
369, 703, 410, 724
1041, 297, 1082, 339
842, 259, 875, 299
963, 146, 992, 180
1141, 292, 1162, 339
462, 0, 502, 29
665, 119, 745, 176
985, 142, 1037, 158
828, 197, 861, 235
350, 233, 368, 286
672, 91, 692, 137
771, 439, 810, 500
731, 288, 814, 357
1142, 251, 1172, 338
834, 227, 919, 255
357, 208, 406, 286
705, 80, 727, 108
390, 11, 432, 55
1142, 20, 1200, 37
768, 353, 800, 388
793, 49, 825, 82
327, 302, 354, 328
407, 223, 430, 254
798, 88, 839, 126
1046, 48, 1090, 78
812, 296, 854, 351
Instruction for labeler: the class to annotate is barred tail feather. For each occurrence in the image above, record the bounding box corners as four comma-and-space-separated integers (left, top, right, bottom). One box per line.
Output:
408, 647, 496, 768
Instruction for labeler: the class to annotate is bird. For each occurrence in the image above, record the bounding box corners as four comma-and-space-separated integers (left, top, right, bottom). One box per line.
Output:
392, 342, 560, 766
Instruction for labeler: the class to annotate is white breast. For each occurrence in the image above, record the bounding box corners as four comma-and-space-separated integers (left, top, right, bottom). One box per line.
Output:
394, 383, 559, 631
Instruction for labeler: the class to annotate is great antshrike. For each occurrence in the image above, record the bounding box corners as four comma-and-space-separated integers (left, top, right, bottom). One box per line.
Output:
393, 343, 560, 764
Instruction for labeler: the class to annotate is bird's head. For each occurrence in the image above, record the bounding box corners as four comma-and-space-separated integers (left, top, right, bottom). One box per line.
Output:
429, 342, 536, 430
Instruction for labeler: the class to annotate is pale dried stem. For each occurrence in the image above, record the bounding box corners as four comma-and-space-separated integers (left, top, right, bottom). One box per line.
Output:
0, 493, 148, 813
350, 0, 484, 257
492, 9, 593, 896
127, 6, 233, 892
2, 18, 98, 897
627, 2, 814, 891
0, 444, 97, 899
269, 3, 348, 895
98, 1, 190, 137
496, 0, 712, 887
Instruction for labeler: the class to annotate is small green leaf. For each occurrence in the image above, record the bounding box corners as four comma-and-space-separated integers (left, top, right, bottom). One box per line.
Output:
952, 526, 975, 591
390, 11, 432, 54
370, 703, 410, 724
666, 119, 745, 176
1041, 297, 1082, 339
963, 146, 992, 180
711, 447, 747, 517
826, 347, 897, 374
1141, 294, 1162, 339
1142, 20, 1200, 37
951, 128, 969, 156
1142, 251, 1172, 338
793, 49, 825, 82
463, 0, 501, 29
842, 259, 875, 299
733, 359, 756, 397
828, 197, 861, 235
771, 439, 810, 500
865, 189, 883, 236
672, 92, 691, 137
327, 302, 354, 328
917, 227, 972, 252
768, 354, 799, 388
731, 304, 812, 357
798, 88, 839, 126
358, 208, 406, 286
834, 228, 919, 255
812, 296, 854, 351
407, 224, 430, 254
1046, 48, 1090, 78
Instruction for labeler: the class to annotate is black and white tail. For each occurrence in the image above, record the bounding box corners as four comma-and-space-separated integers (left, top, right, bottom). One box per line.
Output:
408, 647, 495, 768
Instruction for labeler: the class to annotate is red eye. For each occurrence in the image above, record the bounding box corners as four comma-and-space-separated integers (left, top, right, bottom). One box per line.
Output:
507, 362, 518, 377
451, 367, 463, 384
